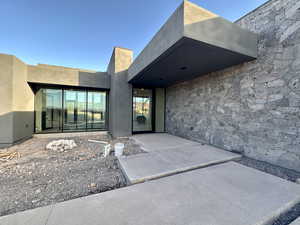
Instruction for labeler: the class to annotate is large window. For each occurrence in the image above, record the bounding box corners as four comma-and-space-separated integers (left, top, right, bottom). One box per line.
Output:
35, 87, 107, 133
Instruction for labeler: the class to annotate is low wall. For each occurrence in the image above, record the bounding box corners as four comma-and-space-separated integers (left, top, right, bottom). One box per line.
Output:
27, 64, 110, 89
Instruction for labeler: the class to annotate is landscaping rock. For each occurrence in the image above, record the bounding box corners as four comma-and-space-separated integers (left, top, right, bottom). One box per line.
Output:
0, 134, 144, 217
46, 139, 77, 152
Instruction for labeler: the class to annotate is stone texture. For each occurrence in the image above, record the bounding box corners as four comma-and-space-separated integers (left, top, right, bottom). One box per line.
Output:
166, 0, 300, 172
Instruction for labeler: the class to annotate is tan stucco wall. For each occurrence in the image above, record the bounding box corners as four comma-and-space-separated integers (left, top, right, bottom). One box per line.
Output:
12, 57, 34, 142
0, 54, 14, 146
27, 64, 110, 89
0, 53, 110, 147
0, 54, 34, 147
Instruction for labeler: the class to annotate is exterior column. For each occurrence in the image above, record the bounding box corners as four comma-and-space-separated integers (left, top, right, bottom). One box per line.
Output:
107, 47, 133, 137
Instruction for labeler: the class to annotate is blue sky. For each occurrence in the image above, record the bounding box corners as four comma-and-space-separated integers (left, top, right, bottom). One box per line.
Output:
0, 0, 267, 71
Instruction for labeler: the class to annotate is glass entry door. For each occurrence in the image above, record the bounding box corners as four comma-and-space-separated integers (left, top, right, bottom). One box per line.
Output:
132, 88, 153, 133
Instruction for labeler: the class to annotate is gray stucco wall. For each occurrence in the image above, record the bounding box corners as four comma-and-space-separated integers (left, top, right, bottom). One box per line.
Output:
108, 47, 133, 137
166, 0, 300, 172
155, 88, 165, 132
128, 2, 184, 81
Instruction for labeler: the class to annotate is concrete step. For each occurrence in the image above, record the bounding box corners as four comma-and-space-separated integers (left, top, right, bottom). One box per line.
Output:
118, 143, 241, 184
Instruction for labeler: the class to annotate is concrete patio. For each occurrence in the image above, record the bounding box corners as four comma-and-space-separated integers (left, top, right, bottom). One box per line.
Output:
1, 162, 300, 225
119, 133, 241, 184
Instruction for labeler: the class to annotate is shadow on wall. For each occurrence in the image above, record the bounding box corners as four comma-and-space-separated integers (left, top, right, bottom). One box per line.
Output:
0, 111, 34, 148
78, 71, 110, 89
109, 69, 132, 137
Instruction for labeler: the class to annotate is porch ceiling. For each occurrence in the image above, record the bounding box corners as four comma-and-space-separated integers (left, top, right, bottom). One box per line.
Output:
127, 1, 258, 88
129, 37, 256, 87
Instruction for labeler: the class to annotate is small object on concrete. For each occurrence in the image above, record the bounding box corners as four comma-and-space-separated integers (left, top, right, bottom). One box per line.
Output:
46, 140, 77, 152
296, 178, 300, 184
90, 183, 96, 188
88, 140, 108, 144
103, 144, 111, 158
114, 143, 125, 157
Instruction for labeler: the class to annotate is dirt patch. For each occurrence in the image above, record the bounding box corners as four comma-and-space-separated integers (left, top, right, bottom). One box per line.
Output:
0, 133, 145, 217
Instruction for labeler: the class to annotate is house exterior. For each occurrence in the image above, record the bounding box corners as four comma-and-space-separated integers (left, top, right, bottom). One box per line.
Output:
0, 0, 299, 172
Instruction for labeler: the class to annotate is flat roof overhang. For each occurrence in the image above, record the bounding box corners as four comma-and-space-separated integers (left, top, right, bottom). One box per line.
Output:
128, 1, 258, 87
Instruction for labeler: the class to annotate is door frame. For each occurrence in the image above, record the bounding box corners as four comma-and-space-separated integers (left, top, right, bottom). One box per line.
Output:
132, 87, 156, 134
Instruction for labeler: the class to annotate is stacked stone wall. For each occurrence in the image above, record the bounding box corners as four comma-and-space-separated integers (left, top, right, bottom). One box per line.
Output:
166, 0, 300, 171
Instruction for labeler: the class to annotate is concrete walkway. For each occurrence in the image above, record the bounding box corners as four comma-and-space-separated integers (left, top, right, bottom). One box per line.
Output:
291, 218, 300, 225
1, 162, 300, 225
119, 133, 241, 184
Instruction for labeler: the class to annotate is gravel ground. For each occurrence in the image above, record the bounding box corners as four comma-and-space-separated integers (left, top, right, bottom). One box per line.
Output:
0, 133, 145, 217
1, 137, 299, 224
236, 157, 300, 225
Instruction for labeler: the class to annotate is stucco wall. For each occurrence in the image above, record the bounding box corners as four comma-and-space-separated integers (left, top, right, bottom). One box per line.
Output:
128, 2, 184, 81
108, 47, 133, 137
0, 54, 34, 147
155, 88, 165, 132
166, 0, 300, 172
0, 54, 14, 146
0, 54, 111, 147
12, 57, 34, 143
27, 64, 110, 89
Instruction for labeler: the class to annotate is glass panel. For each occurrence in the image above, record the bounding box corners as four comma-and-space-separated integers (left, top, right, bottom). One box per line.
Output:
63, 90, 86, 131
35, 88, 62, 133
87, 91, 106, 130
133, 88, 153, 132
35, 87, 107, 133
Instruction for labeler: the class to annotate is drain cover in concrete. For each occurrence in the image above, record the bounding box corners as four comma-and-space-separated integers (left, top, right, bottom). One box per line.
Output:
1, 162, 300, 225
119, 143, 241, 184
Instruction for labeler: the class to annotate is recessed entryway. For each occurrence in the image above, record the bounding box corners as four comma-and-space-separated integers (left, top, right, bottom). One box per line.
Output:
132, 88, 154, 133
132, 88, 165, 134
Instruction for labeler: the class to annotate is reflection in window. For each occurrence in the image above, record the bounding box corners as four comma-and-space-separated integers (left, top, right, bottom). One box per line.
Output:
35, 88, 62, 133
133, 88, 153, 132
35, 87, 107, 133
87, 92, 106, 129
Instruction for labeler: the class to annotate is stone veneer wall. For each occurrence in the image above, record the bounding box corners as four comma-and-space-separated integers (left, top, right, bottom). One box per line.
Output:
166, 0, 300, 172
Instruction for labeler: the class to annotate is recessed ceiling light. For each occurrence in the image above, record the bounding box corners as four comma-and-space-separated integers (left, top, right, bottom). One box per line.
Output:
180, 66, 187, 70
